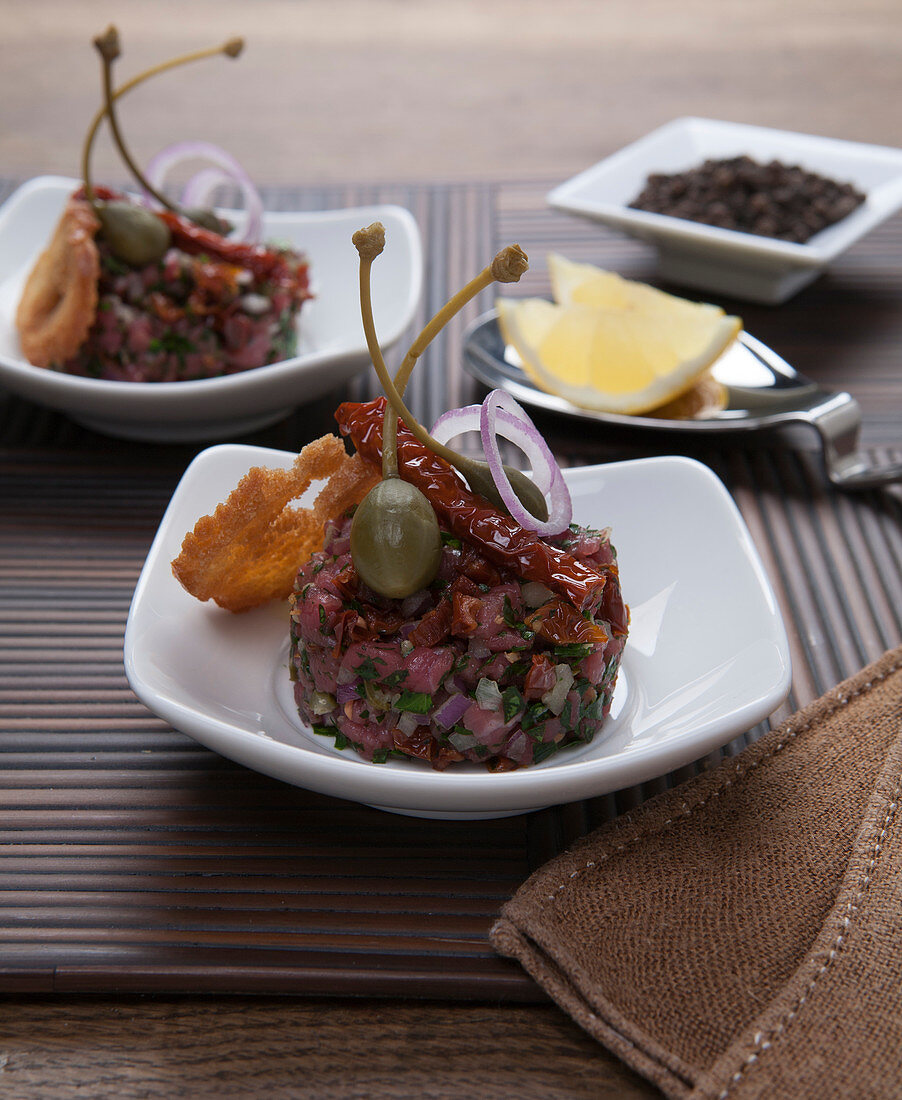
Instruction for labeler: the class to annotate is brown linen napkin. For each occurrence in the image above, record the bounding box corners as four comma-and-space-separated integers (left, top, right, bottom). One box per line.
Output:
491, 645, 902, 1100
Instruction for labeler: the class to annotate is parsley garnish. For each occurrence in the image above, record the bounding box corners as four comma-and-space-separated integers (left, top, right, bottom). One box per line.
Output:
553, 643, 593, 660
396, 691, 432, 714
532, 742, 558, 764
382, 669, 409, 688
501, 686, 524, 722
354, 656, 387, 681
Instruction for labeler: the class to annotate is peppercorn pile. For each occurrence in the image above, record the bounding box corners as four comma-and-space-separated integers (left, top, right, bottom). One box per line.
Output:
628, 155, 865, 243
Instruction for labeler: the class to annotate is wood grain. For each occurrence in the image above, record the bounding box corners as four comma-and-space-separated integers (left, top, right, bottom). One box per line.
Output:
1, 0, 900, 184
0, 998, 659, 1099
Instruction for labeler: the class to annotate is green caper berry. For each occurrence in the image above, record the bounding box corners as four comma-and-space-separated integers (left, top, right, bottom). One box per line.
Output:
463, 461, 549, 523
350, 478, 442, 599
97, 201, 171, 265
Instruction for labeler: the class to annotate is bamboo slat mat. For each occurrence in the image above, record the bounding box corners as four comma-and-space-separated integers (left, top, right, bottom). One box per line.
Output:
1, 179, 900, 998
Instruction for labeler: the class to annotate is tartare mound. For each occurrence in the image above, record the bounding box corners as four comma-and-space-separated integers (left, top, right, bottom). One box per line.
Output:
289, 512, 628, 770
60, 236, 309, 381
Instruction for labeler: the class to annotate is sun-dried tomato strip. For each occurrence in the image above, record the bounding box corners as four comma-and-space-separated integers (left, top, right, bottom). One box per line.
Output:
525, 599, 608, 646
336, 398, 607, 613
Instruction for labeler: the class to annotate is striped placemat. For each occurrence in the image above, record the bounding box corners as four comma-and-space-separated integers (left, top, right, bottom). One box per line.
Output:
1, 178, 900, 997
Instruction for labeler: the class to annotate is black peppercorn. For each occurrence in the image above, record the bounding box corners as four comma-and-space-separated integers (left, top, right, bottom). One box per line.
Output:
628, 155, 865, 242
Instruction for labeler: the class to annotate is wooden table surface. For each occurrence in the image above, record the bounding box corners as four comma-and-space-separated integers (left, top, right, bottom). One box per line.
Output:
1, 2, 901, 1097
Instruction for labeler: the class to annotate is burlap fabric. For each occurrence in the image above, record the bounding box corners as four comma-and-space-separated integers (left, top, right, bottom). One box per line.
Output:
491, 646, 902, 1099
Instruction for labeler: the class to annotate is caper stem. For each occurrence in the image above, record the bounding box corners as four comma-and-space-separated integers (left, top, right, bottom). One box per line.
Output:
353, 224, 400, 480
384, 255, 521, 477
81, 27, 244, 212
353, 226, 536, 517
355, 235, 528, 475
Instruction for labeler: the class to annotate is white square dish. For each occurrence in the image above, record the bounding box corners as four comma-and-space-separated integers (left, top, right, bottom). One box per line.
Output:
548, 118, 902, 304
124, 444, 792, 819
0, 176, 422, 440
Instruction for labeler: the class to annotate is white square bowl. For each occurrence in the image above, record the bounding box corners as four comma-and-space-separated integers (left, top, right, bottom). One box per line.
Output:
548, 118, 902, 304
0, 177, 422, 441
124, 445, 792, 820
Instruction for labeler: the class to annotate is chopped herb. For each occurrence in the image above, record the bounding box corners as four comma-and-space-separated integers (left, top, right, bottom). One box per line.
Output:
502, 594, 535, 641
554, 643, 594, 660
502, 595, 517, 628
102, 254, 130, 276
501, 685, 524, 722
532, 742, 559, 764
354, 656, 387, 681
301, 583, 312, 598
313, 560, 326, 574
521, 702, 549, 734
396, 691, 432, 714
318, 605, 327, 631
311, 724, 333, 736
440, 532, 462, 549
371, 748, 390, 764
334, 731, 348, 750
382, 668, 409, 688
602, 658, 619, 685
148, 331, 197, 356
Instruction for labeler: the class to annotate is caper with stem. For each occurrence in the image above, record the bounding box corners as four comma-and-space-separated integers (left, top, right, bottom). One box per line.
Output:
350, 224, 442, 598
354, 223, 548, 522
349, 225, 551, 600
82, 26, 244, 265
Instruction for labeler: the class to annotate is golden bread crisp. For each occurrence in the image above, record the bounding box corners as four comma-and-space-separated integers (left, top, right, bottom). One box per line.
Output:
16, 195, 101, 368
171, 435, 379, 612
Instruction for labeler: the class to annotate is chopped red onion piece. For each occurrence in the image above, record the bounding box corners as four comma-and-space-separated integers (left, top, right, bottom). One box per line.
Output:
335, 682, 359, 705
449, 731, 478, 752
396, 711, 420, 737
432, 693, 471, 730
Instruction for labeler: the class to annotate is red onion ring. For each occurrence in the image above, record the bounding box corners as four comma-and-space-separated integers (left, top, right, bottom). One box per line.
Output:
431, 392, 572, 536
142, 140, 264, 244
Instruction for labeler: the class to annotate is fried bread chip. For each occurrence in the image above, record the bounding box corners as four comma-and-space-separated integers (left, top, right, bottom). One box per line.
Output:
16, 195, 101, 368
171, 435, 379, 612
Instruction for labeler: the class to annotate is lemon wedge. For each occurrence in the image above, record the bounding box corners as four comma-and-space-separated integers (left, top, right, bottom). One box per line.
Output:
496, 255, 741, 415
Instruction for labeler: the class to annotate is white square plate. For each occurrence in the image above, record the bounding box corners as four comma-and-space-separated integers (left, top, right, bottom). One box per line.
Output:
124, 445, 791, 819
0, 177, 422, 440
548, 118, 902, 303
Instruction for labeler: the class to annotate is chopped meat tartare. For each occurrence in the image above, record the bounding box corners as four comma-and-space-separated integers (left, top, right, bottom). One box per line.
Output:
289, 512, 628, 770
56, 222, 310, 382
